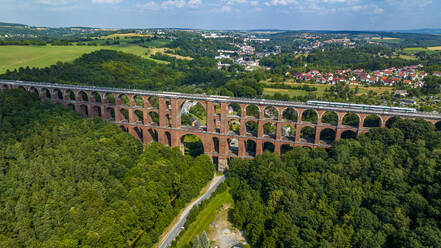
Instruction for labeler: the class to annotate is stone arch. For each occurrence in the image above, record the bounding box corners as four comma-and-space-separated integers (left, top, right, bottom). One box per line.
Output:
245, 120, 258, 136
78, 91, 89, 102
228, 103, 242, 116
165, 99, 172, 110
120, 125, 128, 133
146, 129, 158, 143
386, 117, 401, 128
180, 100, 206, 127
105, 93, 115, 104
228, 138, 239, 156
281, 144, 293, 154
212, 137, 219, 153
342, 113, 359, 127
246, 104, 260, 118
363, 114, 381, 127
18, 86, 26, 91
134, 110, 144, 124
263, 122, 276, 138
264, 106, 278, 120
164, 131, 171, 147
322, 111, 338, 126
41, 88, 51, 98
245, 140, 256, 156
263, 142, 275, 153
30, 87, 39, 95
65, 90, 75, 100
282, 124, 295, 141
1, 84, 8, 90
282, 107, 298, 122
228, 119, 241, 135
120, 108, 129, 122
106, 107, 115, 121
93, 106, 102, 117
300, 126, 316, 143
149, 111, 159, 125
134, 95, 144, 106
148, 96, 158, 108
92, 92, 102, 103
180, 134, 204, 157
165, 113, 171, 127
435, 121, 441, 131
119, 94, 130, 105
341, 130, 357, 139
302, 109, 318, 123
133, 127, 143, 142
79, 104, 88, 117
320, 128, 336, 144
53, 89, 63, 100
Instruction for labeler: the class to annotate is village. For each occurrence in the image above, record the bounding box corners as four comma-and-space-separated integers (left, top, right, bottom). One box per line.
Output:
289, 65, 429, 87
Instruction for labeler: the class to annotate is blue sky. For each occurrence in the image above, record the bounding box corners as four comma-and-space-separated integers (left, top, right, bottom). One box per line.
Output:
1, 0, 440, 30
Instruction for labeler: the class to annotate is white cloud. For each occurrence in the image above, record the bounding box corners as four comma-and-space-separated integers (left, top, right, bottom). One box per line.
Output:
220, 5, 232, 12
35, 0, 69, 5
387, 0, 431, 6
138, 1, 160, 10
188, 0, 202, 7
137, 0, 202, 10
350, 4, 384, 14
92, 0, 123, 3
264, 0, 297, 6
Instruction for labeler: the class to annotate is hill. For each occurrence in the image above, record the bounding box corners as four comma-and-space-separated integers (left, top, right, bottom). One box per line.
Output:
0, 89, 215, 247
228, 118, 441, 247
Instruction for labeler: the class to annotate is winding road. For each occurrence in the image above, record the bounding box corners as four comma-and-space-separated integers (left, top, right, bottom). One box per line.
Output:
158, 174, 226, 248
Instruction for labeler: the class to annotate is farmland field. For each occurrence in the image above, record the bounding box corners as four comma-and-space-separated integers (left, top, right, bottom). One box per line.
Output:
264, 82, 392, 98
402, 46, 441, 54
0, 44, 167, 73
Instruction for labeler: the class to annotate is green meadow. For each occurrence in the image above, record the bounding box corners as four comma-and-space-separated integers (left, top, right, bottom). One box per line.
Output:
0, 44, 167, 73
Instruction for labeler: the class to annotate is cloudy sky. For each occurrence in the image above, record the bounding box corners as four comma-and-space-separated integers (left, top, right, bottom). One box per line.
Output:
0, 0, 440, 30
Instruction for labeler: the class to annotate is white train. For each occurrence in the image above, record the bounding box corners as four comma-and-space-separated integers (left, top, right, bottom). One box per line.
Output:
307, 100, 417, 113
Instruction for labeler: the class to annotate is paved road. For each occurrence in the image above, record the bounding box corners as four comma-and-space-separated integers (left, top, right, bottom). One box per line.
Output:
159, 175, 226, 248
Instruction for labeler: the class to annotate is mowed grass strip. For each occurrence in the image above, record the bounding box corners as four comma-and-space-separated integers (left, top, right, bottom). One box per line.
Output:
0, 44, 168, 73
176, 189, 233, 248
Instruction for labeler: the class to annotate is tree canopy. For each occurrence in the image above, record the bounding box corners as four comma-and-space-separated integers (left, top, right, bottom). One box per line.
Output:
228, 118, 441, 248
0, 89, 215, 247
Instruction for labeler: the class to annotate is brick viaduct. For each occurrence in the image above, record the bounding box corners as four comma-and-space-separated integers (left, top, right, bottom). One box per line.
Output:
2, 80, 441, 171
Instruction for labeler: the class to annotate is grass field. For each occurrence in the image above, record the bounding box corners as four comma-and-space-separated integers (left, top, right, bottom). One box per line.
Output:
176, 189, 233, 248
100, 33, 154, 39
147, 47, 193, 60
402, 46, 441, 54
264, 82, 392, 98
0, 44, 168, 73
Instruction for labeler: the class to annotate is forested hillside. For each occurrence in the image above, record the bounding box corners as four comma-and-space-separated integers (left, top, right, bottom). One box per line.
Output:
228, 119, 441, 247
0, 89, 215, 247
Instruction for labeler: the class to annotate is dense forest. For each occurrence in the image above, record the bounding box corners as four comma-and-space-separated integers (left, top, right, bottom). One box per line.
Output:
228, 118, 441, 248
0, 89, 215, 247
